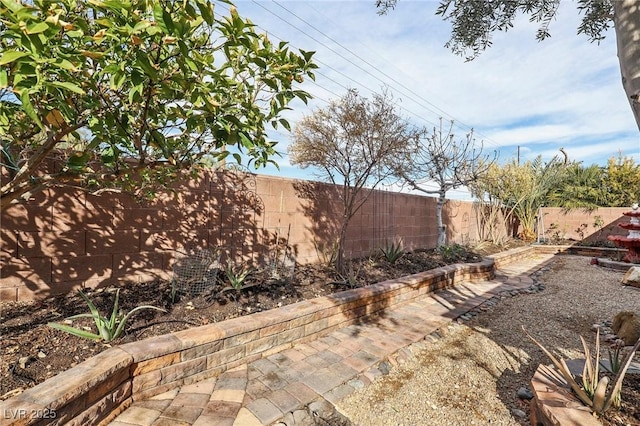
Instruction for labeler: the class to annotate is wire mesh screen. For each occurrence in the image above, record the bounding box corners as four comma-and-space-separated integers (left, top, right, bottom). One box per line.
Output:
172, 249, 221, 295
269, 251, 296, 279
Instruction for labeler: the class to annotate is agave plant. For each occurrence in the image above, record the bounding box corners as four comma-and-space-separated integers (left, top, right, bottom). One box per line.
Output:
380, 239, 405, 264
48, 289, 166, 343
524, 326, 640, 416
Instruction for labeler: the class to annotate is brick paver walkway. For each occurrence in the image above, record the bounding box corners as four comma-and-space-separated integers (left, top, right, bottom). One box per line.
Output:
108, 254, 555, 426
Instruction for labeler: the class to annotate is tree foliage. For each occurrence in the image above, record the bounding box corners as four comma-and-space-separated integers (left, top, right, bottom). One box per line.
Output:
377, 0, 611, 59
396, 118, 495, 247
289, 88, 416, 274
543, 154, 639, 209
546, 162, 607, 210
479, 156, 565, 242
468, 161, 515, 245
0, 0, 317, 211
603, 154, 640, 206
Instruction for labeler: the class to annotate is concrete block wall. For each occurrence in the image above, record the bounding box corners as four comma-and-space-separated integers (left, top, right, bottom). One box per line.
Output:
1, 170, 489, 301
539, 207, 630, 242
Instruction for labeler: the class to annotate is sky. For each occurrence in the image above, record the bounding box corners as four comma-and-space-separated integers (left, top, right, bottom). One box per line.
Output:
224, 0, 640, 199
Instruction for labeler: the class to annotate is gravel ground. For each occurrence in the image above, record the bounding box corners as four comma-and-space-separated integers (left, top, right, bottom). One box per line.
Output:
336, 255, 640, 426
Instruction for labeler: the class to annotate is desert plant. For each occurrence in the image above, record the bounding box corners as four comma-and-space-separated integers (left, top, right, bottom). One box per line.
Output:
436, 243, 468, 263
576, 223, 588, 240
380, 239, 405, 264
268, 227, 296, 279
594, 215, 604, 233
48, 289, 165, 342
524, 327, 640, 416
607, 339, 627, 375
313, 239, 339, 267
334, 262, 362, 288
225, 263, 252, 291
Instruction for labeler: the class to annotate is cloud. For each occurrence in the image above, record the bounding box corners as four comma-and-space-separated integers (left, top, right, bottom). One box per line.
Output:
231, 0, 638, 175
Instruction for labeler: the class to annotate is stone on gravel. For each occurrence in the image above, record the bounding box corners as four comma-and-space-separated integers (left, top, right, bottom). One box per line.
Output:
377, 361, 391, 375
611, 311, 640, 346
517, 386, 534, 400
308, 399, 352, 426
511, 408, 527, 419
622, 266, 640, 288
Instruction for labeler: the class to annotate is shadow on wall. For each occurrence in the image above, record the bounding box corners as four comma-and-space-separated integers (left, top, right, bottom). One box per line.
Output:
442, 200, 464, 244
443, 199, 479, 245
1, 186, 134, 300
0, 167, 297, 301
471, 201, 519, 244
292, 180, 341, 266
538, 207, 630, 245
212, 167, 299, 269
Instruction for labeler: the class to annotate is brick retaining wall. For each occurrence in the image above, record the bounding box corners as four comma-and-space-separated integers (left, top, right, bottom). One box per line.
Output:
1, 247, 539, 426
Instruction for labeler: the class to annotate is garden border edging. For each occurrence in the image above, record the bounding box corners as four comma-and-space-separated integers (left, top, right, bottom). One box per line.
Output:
0, 246, 538, 426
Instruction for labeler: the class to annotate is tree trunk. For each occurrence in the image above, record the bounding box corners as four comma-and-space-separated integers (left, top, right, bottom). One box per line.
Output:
613, 0, 640, 131
335, 219, 348, 276
436, 191, 446, 247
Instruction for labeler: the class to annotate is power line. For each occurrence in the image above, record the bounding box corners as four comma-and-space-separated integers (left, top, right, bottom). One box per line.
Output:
264, 1, 503, 149
221, 1, 500, 150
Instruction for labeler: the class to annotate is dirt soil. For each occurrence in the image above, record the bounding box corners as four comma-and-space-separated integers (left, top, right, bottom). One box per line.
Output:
1, 243, 638, 426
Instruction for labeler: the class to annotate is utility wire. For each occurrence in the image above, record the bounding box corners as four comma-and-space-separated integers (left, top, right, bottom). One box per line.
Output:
258, 0, 502, 148
215, 2, 483, 198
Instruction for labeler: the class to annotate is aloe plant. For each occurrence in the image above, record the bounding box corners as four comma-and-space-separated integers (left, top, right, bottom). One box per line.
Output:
380, 239, 405, 264
48, 289, 166, 343
524, 326, 640, 416
225, 263, 252, 291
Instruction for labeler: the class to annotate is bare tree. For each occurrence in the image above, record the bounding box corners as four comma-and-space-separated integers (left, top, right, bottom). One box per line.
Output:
396, 119, 496, 247
288, 89, 416, 274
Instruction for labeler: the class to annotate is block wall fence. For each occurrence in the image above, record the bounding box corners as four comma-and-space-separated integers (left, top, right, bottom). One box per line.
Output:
537, 207, 630, 242
0, 169, 630, 301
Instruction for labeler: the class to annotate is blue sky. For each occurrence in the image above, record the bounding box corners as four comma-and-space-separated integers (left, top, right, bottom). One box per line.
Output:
226, 1, 640, 199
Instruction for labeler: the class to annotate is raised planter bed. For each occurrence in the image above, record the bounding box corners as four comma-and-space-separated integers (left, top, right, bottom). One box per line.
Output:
2, 248, 543, 426
532, 244, 627, 260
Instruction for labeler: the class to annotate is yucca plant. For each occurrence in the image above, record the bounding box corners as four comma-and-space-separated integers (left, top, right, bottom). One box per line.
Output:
380, 239, 405, 264
48, 289, 166, 343
524, 326, 640, 416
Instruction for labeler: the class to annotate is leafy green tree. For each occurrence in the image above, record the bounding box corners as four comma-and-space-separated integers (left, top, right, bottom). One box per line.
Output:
395, 118, 495, 247
603, 154, 640, 206
288, 89, 416, 274
376, 0, 640, 131
0, 0, 317, 211
547, 163, 607, 210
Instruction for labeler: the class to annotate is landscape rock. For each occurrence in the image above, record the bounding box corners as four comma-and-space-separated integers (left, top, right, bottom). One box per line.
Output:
511, 408, 527, 419
516, 386, 534, 400
308, 399, 352, 425
622, 266, 640, 288
611, 311, 640, 346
